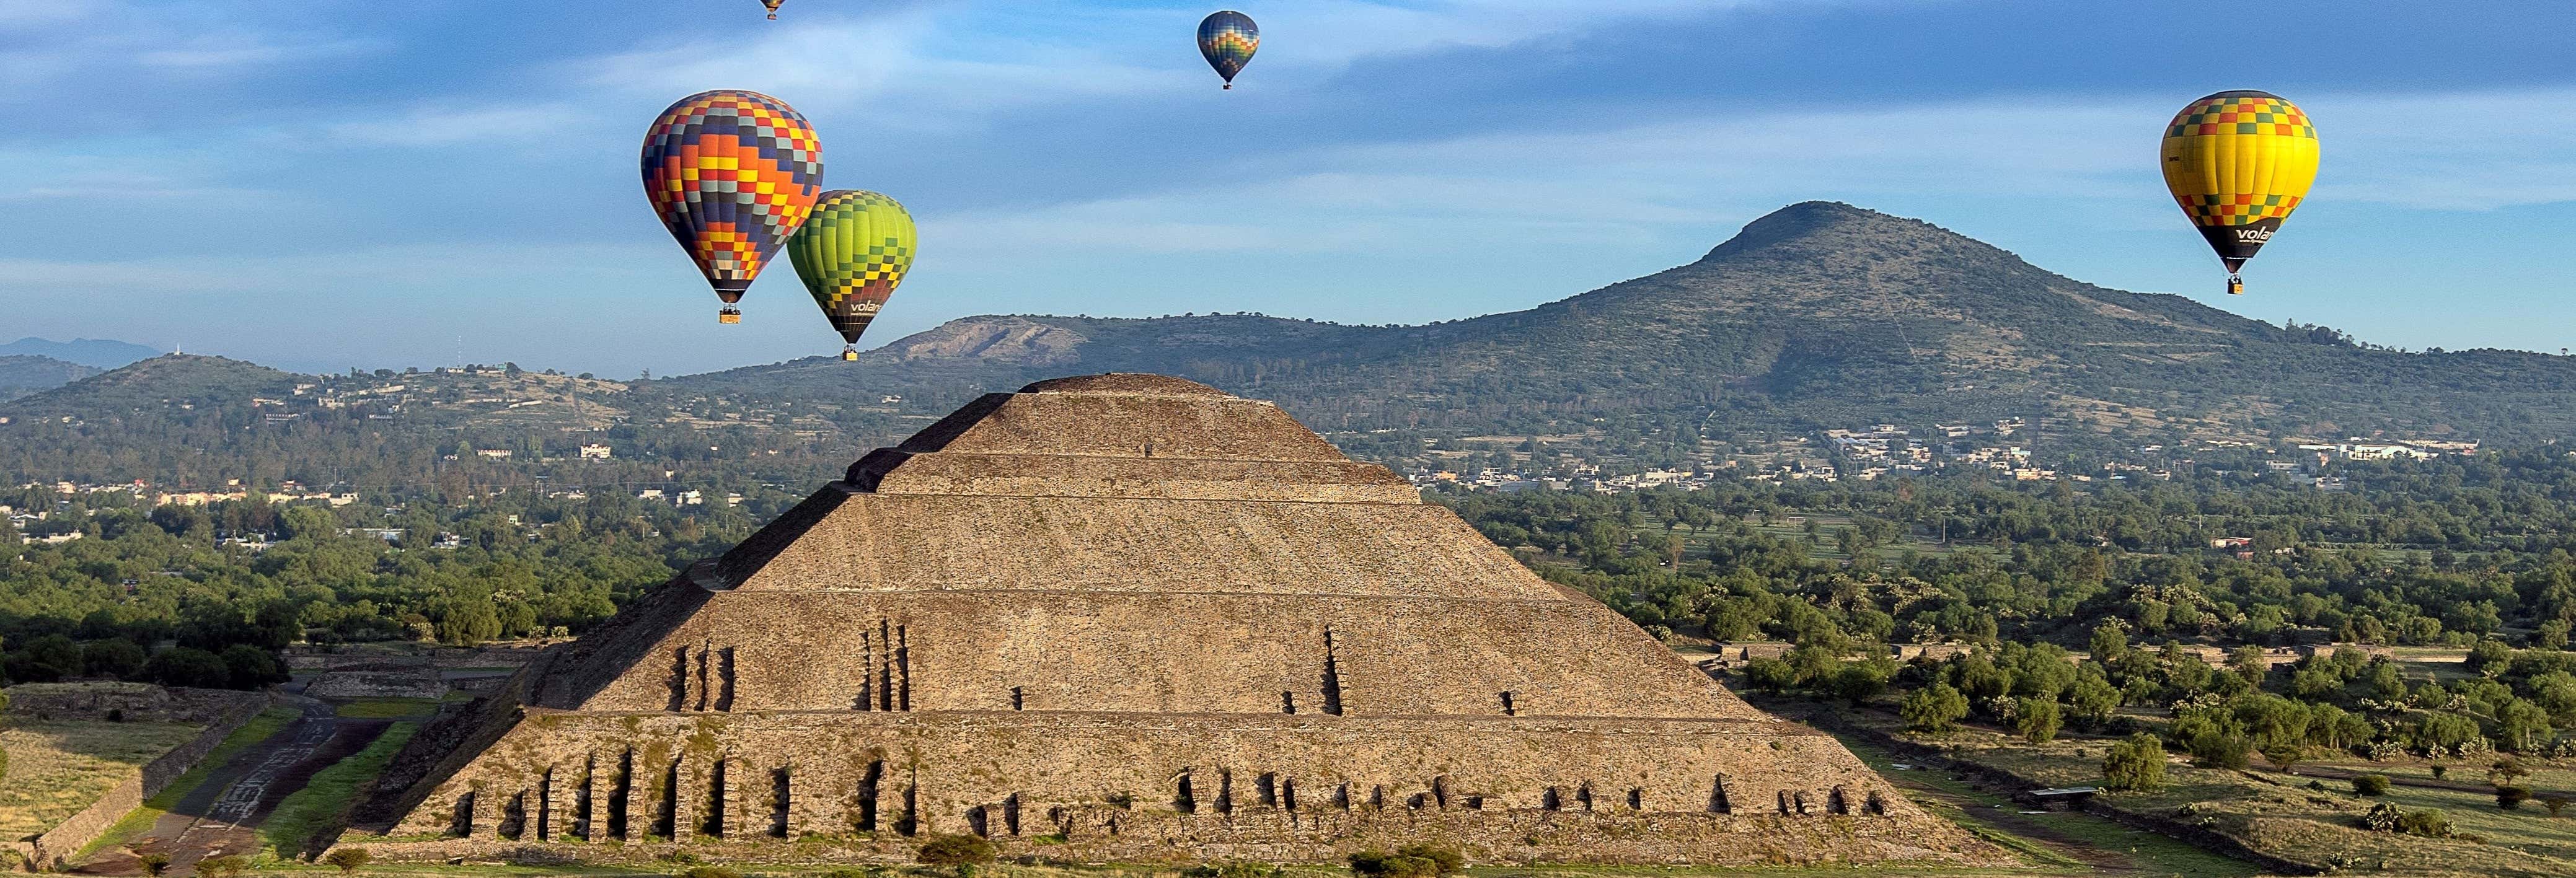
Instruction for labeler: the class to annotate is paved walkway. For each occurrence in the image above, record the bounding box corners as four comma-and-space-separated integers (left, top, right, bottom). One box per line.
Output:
73, 696, 350, 876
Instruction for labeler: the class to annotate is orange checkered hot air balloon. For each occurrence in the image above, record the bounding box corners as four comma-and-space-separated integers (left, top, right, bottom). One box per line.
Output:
2161, 90, 2320, 296
641, 90, 825, 323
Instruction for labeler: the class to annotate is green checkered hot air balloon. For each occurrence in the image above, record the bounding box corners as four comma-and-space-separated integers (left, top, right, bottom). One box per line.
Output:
786, 190, 917, 361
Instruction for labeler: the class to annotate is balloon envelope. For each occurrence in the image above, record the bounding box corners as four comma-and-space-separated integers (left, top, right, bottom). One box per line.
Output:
640, 90, 824, 308
787, 190, 917, 345
2159, 90, 2319, 274
1198, 11, 1259, 87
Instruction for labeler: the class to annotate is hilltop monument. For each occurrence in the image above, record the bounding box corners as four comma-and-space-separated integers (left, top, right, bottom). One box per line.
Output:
364, 374, 1987, 866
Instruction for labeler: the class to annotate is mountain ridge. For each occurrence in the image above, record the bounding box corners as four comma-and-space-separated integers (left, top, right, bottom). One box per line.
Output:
0, 336, 163, 369
13, 202, 2576, 484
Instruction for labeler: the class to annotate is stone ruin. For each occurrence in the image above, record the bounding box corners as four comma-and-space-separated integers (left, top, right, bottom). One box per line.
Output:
361, 374, 1990, 866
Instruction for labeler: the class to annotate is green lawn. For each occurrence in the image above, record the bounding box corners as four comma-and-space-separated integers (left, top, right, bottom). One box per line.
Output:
265, 722, 418, 857
335, 698, 445, 719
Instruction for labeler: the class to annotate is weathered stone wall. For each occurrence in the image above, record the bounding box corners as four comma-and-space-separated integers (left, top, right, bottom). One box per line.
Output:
548, 589, 1750, 720
22, 691, 268, 870
306, 670, 448, 700
2, 683, 247, 724
381, 710, 1977, 865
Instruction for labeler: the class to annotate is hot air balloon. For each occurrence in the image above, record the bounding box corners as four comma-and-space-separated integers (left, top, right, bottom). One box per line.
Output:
761, 0, 783, 19
787, 190, 917, 361
2159, 90, 2319, 296
640, 90, 824, 323
1197, 11, 1258, 89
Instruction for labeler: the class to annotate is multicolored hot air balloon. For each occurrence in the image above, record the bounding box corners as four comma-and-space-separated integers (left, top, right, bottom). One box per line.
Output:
2159, 90, 2319, 296
1197, 11, 1258, 89
640, 90, 824, 323
761, 0, 783, 20
787, 190, 917, 361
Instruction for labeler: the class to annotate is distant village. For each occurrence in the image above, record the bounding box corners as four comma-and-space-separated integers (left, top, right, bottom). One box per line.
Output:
1402, 415, 2479, 495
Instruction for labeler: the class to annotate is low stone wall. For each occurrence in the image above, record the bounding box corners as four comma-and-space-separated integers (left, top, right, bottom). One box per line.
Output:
306, 670, 447, 700
3, 683, 249, 724
20, 691, 271, 871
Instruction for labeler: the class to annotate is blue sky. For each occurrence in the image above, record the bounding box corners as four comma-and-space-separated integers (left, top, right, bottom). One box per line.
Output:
5, 1, 2575, 377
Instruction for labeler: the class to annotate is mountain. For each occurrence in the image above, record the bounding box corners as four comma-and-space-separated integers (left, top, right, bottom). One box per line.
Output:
11, 202, 2576, 488
0, 355, 100, 401
2, 354, 299, 415
674, 201, 2576, 447
0, 336, 163, 369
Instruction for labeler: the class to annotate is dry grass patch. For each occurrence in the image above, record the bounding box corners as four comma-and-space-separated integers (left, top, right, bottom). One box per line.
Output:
0, 719, 204, 836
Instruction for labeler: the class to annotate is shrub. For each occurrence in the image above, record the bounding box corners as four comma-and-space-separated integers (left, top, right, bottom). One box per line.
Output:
2498, 785, 2533, 810
916, 833, 999, 866
1348, 850, 1445, 878
322, 848, 373, 874
2102, 732, 2166, 792
137, 853, 171, 877
1186, 861, 1281, 878
2543, 795, 2571, 817
677, 868, 739, 878
2397, 809, 2451, 837
2014, 697, 2062, 744
1393, 844, 1464, 874
2362, 803, 2452, 837
195, 856, 249, 878
2352, 775, 2391, 796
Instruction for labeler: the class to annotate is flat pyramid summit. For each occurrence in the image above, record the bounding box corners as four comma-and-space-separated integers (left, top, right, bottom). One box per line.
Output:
368, 374, 1988, 866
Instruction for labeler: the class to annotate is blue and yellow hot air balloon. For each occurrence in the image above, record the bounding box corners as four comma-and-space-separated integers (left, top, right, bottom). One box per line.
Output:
1197, 11, 1259, 90
2160, 90, 2320, 296
640, 90, 824, 323
788, 190, 917, 361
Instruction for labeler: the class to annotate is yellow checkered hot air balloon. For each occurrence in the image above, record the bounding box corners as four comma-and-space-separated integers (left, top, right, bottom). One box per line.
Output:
787, 190, 917, 361
2160, 90, 2319, 296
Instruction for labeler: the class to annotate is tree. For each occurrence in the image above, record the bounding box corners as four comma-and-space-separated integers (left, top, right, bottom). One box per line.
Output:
1831, 663, 1889, 705
2468, 639, 2514, 676
2352, 775, 2391, 796
2088, 621, 2128, 664
2229, 645, 2270, 690
1743, 657, 1797, 693
2102, 733, 2166, 792
2499, 786, 2533, 810
1900, 682, 1970, 735
2262, 743, 2305, 774
2067, 675, 2120, 728
2498, 699, 2552, 752
2014, 697, 2062, 744
82, 639, 148, 679
322, 848, 373, 875
219, 644, 283, 690
143, 648, 230, 688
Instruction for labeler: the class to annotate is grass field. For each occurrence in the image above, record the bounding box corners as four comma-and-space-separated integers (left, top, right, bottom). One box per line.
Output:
227, 861, 2078, 878
1819, 700, 2576, 877
265, 722, 418, 857
0, 718, 206, 837
74, 705, 299, 858
335, 698, 445, 719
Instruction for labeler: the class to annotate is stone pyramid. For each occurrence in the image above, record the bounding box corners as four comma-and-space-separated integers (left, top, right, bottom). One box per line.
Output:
371, 374, 1986, 866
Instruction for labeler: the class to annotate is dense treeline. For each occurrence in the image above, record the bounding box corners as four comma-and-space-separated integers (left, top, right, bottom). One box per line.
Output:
0, 481, 806, 690
1437, 448, 2576, 758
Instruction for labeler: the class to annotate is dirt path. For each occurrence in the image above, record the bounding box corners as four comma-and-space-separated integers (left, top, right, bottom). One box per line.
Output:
71, 697, 379, 876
